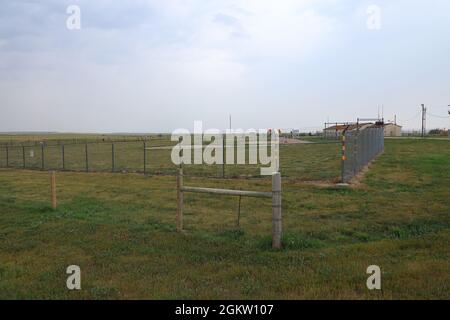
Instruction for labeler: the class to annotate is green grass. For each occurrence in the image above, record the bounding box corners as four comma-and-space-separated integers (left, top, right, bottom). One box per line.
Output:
0, 138, 449, 299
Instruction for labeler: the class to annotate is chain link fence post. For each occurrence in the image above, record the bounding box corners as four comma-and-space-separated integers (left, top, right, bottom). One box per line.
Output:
41, 143, 45, 170
5, 145, 9, 167
22, 145, 25, 168
222, 133, 225, 178
143, 141, 147, 175
341, 132, 346, 183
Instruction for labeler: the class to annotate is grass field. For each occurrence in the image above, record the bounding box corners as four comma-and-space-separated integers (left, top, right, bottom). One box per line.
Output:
0, 138, 449, 299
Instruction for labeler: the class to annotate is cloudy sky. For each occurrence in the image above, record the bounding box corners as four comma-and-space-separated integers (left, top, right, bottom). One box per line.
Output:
1, 0, 449, 133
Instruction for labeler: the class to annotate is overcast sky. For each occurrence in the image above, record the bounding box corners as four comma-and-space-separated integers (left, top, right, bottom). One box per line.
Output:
1, 0, 450, 133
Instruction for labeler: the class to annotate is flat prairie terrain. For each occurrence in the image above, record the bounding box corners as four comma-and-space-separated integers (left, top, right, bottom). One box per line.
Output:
0, 138, 449, 299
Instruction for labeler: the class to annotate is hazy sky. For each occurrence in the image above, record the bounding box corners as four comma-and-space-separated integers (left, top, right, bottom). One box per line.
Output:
1, 0, 450, 133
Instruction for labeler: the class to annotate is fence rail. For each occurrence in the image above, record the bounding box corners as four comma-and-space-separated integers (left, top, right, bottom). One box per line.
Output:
341, 126, 384, 182
177, 169, 282, 249
181, 186, 272, 198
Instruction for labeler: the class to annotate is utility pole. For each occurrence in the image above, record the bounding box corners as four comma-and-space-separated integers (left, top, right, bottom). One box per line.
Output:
229, 114, 232, 131
421, 104, 427, 138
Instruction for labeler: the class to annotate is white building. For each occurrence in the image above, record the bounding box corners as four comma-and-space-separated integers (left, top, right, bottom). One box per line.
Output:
383, 123, 402, 137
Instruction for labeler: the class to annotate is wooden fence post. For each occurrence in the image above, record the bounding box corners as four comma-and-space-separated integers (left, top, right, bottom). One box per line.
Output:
176, 168, 183, 232
85, 143, 89, 172
236, 195, 242, 227
272, 172, 282, 249
111, 143, 115, 172
50, 170, 57, 209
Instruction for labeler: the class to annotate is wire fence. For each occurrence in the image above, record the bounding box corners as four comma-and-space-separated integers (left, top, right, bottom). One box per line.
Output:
0, 141, 163, 174
0, 138, 342, 181
341, 126, 384, 183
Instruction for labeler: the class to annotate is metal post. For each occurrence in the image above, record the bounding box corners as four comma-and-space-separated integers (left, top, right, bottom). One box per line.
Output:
5, 145, 9, 167
358, 129, 362, 172
50, 171, 57, 210
421, 104, 426, 138
222, 133, 225, 178
237, 195, 242, 227
61, 144, 65, 170
365, 130, 368, 164
22, 145, 25, 168
41, 143, 45, 170
341, 134, 346, 183
143, 141, 146, 174
272, 172, 282, 249
85, 143, 89, 172
353, 132, 358, 176
176, 168, 183, 232
112, 143, 115, 172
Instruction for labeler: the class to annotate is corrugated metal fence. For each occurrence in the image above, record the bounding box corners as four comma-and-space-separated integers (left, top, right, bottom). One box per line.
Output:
342, 126, 384, 182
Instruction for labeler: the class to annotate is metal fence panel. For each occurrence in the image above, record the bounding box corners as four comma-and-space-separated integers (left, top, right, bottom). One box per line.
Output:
88, 142, 113, 172
342, 127, 384, 182
1, 136, 346, 181
147, 147, 178, 175
0, 146, 6, 167
43, 145, 64, 170
23, 145, 44, 169
4, 146, 24, 168
63, 143, 87, 171
114, 141, 145, 173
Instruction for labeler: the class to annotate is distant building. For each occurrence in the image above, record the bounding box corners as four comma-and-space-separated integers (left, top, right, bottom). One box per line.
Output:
383, 123, 402, 137
324, 122, 402, 138
323, 123, 372, 139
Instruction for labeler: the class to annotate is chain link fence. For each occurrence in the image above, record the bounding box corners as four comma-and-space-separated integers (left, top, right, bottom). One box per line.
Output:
342, 126, 384, 182
0, 138, 343, 181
